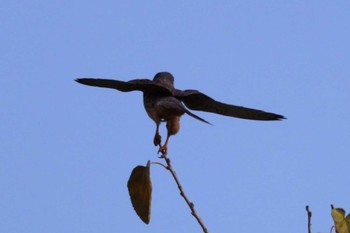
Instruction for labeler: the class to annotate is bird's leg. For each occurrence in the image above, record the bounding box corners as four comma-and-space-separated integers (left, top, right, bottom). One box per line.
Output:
153, 123, 161, 146
158, 117, 180, 157
158, 135, 170, 158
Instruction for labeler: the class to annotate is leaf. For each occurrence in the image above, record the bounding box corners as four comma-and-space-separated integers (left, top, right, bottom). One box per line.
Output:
331, 206, 350, 233
127, 161, 152, 224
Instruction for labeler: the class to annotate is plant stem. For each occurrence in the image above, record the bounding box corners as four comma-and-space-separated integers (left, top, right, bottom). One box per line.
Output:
155, 155, 209, 233
305, 205, 312, 233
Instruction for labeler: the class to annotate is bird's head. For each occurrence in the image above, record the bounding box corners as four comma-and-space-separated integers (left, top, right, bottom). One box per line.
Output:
153, 72, 175, 90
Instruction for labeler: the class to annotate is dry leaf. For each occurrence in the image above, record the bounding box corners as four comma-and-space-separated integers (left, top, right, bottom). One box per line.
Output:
127, 160, 152, 224
331, 206, 350, 233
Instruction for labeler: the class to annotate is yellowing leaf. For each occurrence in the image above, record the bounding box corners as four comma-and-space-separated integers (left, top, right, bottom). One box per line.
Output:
127, 161, 152, 224
331, 206, 350, 233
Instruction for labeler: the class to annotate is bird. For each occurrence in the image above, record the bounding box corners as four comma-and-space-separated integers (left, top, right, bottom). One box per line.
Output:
76, 72, 285, 157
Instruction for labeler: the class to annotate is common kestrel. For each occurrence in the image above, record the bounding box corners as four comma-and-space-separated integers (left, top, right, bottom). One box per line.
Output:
76, 72, 285, 156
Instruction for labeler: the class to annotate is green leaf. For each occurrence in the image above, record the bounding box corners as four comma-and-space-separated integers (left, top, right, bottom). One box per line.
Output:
127, 161, 152, 224
331, 206, 350, 233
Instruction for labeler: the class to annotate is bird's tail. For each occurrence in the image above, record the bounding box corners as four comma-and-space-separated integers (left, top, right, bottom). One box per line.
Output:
185, 109, 212, 125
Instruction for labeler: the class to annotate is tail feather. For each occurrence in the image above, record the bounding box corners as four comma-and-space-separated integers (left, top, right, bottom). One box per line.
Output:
185, 110, 212, 125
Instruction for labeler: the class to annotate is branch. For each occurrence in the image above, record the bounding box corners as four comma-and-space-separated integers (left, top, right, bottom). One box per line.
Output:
306, 205, 312, 233
155, 155, 209, 233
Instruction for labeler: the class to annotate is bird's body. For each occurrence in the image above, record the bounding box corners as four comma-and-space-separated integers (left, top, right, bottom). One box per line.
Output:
76, 72, 285, 156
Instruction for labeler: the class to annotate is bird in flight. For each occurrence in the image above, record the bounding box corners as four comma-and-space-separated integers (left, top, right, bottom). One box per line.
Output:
76, 72, 285, 157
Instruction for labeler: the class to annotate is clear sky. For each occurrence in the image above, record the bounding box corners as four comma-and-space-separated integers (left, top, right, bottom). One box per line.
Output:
1, 1, 349, 233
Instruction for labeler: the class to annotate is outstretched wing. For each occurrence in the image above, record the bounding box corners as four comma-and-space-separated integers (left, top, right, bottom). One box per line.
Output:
175, 89, 285, 121
75, 78, 172, 94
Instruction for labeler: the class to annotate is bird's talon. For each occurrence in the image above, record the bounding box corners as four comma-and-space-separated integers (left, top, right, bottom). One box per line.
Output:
158, 146, 168, 157
154, 134, 162, 147
159, 151, 167, 158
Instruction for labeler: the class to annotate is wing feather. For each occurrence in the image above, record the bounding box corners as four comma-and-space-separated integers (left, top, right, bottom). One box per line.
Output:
75, 78, 171, 94
176, 90, 285, 121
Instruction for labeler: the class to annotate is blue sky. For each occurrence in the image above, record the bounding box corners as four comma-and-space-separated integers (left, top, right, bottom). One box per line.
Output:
1, 1, 350, 232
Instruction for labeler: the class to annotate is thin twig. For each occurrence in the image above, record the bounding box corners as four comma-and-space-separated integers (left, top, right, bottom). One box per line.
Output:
306, 205, 312, 233
158, 154, 209, 233
151, 161, 167, 169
